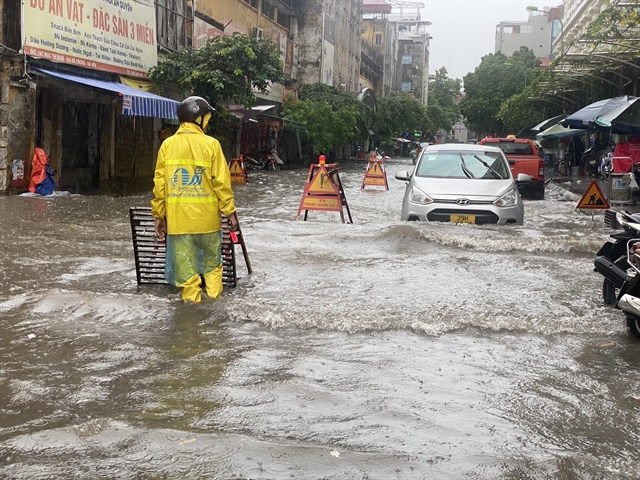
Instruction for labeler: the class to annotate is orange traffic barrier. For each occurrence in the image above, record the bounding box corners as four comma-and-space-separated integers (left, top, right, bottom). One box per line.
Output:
296, 155, 353, 223
229, 155, 248, 183
361, 152, 389, 190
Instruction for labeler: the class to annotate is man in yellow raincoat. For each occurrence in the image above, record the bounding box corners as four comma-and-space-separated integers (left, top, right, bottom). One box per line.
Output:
151, 96, 238, 303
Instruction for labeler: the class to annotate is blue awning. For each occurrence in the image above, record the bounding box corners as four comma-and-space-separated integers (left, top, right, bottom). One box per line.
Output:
33, 68, 179, 120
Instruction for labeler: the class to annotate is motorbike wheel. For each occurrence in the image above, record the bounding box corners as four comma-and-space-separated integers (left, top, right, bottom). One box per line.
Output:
268, 163, 280, 171
603, 256, 628, 305
626, 313, 640, 339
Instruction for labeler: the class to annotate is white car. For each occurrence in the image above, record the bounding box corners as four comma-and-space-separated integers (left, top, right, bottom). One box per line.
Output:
395, 144, 528, 225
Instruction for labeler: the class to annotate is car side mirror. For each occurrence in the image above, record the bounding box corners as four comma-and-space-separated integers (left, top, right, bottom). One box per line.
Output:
516, 173, 532, 183
395, 171, 410, 181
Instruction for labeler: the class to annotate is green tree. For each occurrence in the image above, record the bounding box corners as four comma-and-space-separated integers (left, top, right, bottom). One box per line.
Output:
298, 83, 374, 144
426, 67, 462, 135
460, 47, 540, 136
283, 98, 357, 155
148, 32, 284, 107
373, 94, 427, 145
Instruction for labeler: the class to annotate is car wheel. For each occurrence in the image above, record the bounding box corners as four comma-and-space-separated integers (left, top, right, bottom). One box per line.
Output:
627, 313, 640, 339
603, 256, 627, 305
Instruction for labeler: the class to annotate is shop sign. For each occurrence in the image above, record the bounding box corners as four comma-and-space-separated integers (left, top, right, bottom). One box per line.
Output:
256, 82, 284, 103
194, 16, 224, 50
23, 0, 158, 78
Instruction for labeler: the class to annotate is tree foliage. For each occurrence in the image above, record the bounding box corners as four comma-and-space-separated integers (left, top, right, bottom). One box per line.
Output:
373, 94, 427, 144
460, 47, 541, 136
148, 32, 284, 107
298, 83, 374, 144
283, 98, 357, 155
426, 67, 461, 135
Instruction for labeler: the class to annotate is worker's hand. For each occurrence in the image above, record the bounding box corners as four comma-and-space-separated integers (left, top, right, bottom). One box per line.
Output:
227, 211, 239, 232
155, 218, 167, 240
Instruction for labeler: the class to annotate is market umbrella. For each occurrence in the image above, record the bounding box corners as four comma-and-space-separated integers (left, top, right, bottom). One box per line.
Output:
536, 124, 587, 140
595, 99, 640, 136
218, 103, 276, 122
517, 113, 568, 139
565, 95, 638, 129
531, 113, 568, 131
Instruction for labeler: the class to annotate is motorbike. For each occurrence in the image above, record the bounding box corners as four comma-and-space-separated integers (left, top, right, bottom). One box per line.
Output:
244, 152, 282, 171
600, 152, 613, 181
594, 210, 640, 337
581, 146, 600, 177
594, 210, 640, 304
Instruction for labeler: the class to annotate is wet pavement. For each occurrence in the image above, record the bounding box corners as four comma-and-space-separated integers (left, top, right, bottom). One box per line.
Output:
1, 157, 640, 478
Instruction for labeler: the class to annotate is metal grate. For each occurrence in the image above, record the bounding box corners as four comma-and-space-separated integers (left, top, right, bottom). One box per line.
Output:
604, 209, 617, 229
129, 207, 237, 288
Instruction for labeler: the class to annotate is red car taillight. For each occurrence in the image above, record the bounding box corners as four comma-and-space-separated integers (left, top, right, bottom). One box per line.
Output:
538, 159, 544, 178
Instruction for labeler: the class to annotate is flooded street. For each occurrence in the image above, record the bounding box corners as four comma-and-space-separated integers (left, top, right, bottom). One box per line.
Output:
2, 157, 640, 479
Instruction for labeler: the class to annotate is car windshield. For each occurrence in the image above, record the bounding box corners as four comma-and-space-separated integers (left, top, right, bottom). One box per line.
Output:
416, 151, 511, 179
486, 142, 533, 155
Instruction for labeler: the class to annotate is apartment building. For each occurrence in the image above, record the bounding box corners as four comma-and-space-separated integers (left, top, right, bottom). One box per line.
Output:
495, 11, 554, 59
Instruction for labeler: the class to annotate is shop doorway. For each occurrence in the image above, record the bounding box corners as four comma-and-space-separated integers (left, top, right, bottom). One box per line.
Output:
60, 101, 101, 193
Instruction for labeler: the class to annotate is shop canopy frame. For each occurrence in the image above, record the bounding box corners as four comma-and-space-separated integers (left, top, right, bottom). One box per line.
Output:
530, 2, 640, 109
32, 68, 179, 120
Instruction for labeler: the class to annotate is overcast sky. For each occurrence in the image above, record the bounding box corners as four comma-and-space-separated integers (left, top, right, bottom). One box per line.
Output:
423, 0, 547, 81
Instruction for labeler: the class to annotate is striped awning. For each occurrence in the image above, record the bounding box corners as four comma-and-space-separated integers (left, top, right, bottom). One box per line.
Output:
33, 68, 179, 120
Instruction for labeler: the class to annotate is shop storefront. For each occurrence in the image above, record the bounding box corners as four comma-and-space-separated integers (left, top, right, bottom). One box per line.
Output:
29, 67, 178, 194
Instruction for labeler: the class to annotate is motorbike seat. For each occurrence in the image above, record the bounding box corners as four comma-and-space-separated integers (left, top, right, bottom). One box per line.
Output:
623, 211, 640, 224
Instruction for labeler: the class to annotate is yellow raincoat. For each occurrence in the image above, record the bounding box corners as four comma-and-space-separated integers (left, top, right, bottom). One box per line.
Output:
151, 122, 236, 302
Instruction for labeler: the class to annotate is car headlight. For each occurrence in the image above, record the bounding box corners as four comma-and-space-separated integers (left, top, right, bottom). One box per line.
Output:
494, 188, 518, 207
409, 186, 433, 205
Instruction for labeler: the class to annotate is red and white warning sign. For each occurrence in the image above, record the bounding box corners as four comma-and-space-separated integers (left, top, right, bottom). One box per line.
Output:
229, 155, 248, 184
361, 153, 389, 190
297, 156, 353, 223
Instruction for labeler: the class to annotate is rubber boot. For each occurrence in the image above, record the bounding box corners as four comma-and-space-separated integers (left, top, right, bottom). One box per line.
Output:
179, 274, 203, 303
203, 264, 224, 299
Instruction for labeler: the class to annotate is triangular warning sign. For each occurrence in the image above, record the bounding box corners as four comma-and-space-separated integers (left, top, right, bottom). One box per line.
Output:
308, 166, 339, 194
230, 161, 243, 173
577, 180, 610, 209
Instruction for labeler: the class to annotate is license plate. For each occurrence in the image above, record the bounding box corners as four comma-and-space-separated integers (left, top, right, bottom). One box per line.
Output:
450, 214, 475, 224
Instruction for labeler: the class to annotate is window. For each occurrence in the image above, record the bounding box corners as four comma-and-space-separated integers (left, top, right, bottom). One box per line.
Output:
417, 152, 509, 179
243, 0, 258, 8
262, 1, 275, 20
374, 33, 383, 45
156, 0, 193, 50
521, 25, 533, 34
277, 11, 290, 29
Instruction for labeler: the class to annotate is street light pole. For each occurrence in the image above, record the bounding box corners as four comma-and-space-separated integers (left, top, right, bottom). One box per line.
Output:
527, 6, 564, 59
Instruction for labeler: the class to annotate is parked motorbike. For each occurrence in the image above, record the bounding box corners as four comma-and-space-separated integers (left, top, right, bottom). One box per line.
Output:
600, 152, 613, 181
244, 152, 281, 171
594, 210, 640, 305
594, 211, 640, 337
581, 146, 599, 177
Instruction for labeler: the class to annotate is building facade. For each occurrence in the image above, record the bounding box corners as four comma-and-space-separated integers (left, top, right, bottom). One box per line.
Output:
495, 12, 553, 59
557, 0, 607, 57
0, 0, 36, 192
297, 0, 363, 93
0, 0, 186, 195
361, 0, 430, 105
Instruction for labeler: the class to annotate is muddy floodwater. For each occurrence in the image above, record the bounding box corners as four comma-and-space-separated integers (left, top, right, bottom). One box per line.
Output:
2, 158, 640, 479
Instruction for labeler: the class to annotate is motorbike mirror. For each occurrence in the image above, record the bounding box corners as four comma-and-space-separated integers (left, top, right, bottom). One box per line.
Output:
395, 171, 410, 181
